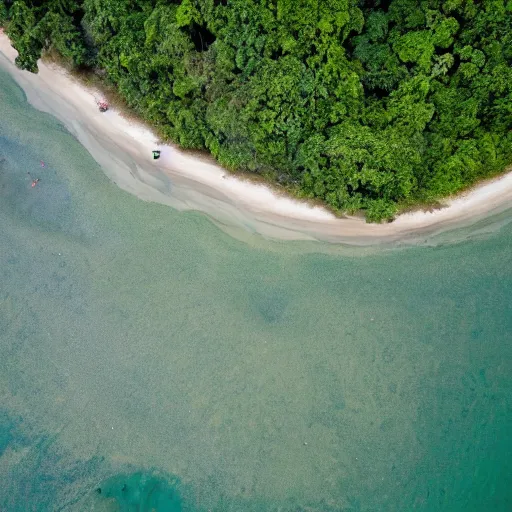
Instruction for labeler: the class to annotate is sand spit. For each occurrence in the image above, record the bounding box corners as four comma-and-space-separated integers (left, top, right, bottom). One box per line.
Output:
1, 31, 511, 246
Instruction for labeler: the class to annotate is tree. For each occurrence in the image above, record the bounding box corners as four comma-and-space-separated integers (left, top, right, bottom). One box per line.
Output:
2, 0, 511, 220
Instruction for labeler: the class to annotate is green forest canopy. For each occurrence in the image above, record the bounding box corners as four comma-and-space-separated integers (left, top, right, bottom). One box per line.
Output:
1, 0, 511, 221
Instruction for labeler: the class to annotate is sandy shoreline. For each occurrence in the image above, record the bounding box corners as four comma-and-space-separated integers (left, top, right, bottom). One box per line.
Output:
1, 32, 511, 245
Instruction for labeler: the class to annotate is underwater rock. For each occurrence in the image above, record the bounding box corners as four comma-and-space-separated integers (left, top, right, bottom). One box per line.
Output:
94, 471, 184, 511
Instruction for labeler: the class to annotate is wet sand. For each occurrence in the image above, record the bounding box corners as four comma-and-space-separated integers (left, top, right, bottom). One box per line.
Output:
1, 31, 511, 245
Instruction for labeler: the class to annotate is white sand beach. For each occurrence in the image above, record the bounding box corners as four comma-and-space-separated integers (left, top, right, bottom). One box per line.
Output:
1, 31, 511, 245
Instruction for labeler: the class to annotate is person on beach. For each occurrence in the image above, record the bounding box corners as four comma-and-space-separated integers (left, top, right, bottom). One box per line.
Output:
98, 100, 109, 112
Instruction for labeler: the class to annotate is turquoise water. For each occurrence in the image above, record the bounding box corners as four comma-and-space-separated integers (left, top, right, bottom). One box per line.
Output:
1, 67, 511, 511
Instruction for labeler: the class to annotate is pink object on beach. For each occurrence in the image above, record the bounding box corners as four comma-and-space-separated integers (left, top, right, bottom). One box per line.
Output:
98, 100, 109, 112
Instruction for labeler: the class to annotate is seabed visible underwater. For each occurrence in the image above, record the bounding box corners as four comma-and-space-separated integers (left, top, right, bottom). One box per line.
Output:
1, 67, 511, 511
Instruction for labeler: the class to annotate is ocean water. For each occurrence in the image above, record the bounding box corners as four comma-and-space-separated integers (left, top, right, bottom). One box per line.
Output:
1, 66, 511, 512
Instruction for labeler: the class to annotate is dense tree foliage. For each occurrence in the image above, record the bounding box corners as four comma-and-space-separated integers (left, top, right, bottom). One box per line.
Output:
1, 0, 511, 220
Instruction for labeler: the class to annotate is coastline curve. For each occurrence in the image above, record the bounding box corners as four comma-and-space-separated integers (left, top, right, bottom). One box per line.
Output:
1, 32, 511, 248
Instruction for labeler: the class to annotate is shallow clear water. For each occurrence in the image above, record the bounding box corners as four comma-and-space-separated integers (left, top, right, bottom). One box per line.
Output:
1, 67, 511, 511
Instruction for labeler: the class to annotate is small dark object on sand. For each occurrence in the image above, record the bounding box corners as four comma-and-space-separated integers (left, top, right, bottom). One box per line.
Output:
152, 150, 161, 160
